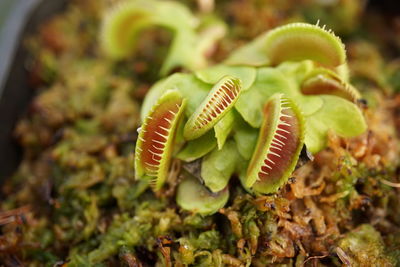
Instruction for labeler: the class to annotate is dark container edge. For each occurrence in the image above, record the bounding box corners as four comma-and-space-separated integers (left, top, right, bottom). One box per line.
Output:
0, 0, 66, 188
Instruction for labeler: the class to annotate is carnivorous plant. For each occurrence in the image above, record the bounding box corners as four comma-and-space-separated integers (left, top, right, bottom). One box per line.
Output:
131, 21, 367, 215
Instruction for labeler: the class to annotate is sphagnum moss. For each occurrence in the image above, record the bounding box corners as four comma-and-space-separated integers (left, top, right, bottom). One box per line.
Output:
3, 0, 400, 266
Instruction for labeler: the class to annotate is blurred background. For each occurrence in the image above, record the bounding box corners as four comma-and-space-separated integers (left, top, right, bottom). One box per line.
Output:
0, 0, 40, 91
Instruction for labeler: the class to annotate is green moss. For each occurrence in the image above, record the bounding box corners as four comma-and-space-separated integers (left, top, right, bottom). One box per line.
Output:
337, 224, 397, 266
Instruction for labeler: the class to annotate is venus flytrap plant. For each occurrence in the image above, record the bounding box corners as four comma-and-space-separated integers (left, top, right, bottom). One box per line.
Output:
244, 94, 305, 194
301, 67, 361, 103
133, 21, 367, 214
100, 0, 226, 75
232, 63, 366, 153
183, 76, 242, 140
134, 89, 186, 190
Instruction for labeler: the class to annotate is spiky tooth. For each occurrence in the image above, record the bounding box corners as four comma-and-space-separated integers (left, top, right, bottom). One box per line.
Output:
246, 94, 305, 194
184, 76, 242, 140
134, 90, 186, 191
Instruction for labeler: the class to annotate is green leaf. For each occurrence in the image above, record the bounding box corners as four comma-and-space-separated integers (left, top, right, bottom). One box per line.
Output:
234, 65, 324, 128
276, 60, 314, 84
214, 110, 236, 150
237, 156, 251, 192
305, 95, 367, 153
141, 73, 211, 121
152, 0, 197, 29
201, 140, 239, 192
295, 95, 323, 116
176, 130, 217, 162
235, 67, 296, 127
195, 64, 256, 91
224, 35, 270, 66
233, 117, 258, 160
277, 61, 324, 116
160, 31, 204, 75
319, 96, 367, 137
304, 116, 328, 155
176, 174, 229, 215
